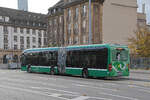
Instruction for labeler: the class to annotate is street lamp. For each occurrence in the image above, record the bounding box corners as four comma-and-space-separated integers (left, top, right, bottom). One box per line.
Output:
89, 0, 92, 44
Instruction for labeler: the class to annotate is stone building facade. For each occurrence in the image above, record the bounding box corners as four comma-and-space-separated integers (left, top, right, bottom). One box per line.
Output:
0, 7, 47, 63
48, 0, 104, 46
137, 12, 147, 28
102, 0, 137, 45
137, 12, 150, 31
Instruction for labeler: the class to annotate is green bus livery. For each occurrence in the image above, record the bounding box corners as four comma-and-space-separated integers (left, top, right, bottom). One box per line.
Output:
21, 44, 130, 78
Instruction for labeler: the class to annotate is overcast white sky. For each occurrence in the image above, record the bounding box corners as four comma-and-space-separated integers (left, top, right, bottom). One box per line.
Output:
0, 0, 60, 14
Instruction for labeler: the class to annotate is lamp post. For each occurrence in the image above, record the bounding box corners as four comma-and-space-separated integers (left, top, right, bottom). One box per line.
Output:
89, 0, 92, 44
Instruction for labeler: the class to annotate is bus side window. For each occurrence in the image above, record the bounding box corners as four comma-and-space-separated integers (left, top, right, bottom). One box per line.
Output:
47, 51, 58, 66
67, 51, 71, 67
20, 54, 26, 66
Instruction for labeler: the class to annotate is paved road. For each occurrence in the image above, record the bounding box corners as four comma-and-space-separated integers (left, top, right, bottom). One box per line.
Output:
0, 69, 150, 100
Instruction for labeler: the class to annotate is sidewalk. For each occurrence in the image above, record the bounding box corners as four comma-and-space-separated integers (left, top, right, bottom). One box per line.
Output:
131, 69, 150, 74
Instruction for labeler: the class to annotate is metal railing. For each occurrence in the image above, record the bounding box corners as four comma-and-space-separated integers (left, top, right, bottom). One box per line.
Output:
130, 57, 150, 69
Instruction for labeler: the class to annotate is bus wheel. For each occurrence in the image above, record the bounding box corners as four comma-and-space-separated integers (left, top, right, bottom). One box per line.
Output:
27, 66, 32, 73
82, 69, 88, 78
50, 67, 55, 75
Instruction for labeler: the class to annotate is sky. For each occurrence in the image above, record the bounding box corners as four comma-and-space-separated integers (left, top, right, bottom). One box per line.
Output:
0, 0, 149, 23
0, 0, 60, 14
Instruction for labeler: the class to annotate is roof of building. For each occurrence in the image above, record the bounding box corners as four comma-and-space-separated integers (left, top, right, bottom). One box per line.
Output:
137, 12, 146, 20
53, 0, 64, 8
0, 7, 47, 23
49, 0, 104, 10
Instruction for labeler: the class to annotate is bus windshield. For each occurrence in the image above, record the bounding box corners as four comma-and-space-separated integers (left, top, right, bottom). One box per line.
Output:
112, 49, 128, 61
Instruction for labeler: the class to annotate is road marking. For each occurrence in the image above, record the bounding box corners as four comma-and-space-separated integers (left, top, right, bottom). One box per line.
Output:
48, 93, 62, 97
128, 85, 150, 91
72, 83, 117, 92
104, 83, 117, 86
99, 92, 139, 100
31, 86, 80, 95
70, 96, 112, 100
138, 89, 150, 94
73, 84, 86, 87
70, 96, 90, 100
80, 84, 118, 92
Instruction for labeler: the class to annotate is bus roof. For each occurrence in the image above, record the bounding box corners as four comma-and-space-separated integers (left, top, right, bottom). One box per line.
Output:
23, 44, 128, 53
23, 47, 59, 53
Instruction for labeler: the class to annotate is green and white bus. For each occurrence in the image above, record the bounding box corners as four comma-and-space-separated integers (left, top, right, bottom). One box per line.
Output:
21, 44, 130, 78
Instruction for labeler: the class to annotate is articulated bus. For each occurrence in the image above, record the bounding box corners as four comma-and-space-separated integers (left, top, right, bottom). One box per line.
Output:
21, 44, 130, 78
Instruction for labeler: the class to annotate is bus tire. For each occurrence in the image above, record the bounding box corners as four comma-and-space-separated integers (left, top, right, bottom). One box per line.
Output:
27, 65, 32, 73
82, 69, 88, 78
50, 67, 55, 75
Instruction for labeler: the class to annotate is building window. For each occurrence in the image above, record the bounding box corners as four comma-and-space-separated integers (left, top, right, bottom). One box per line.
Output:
14, 45, 18, 50
27, 21, 30, 25
14, 27, 17, 33
20, 28, 24, 33
39, 23, 41, 26
3, 26, 8, 33
82, 5, 87, 17
68, 38, 72, 45
5, 17, 9, 22
44, 31, 47, 37
49, 20, 52, 26
27, 45, 30, 49
26, 29, 30, 34
33, 22, 35, 26
27, 37, 30, 44
68, 9, 72, 22
38, 38, 41, 44
82, 20, 86, 33
75, 8, 79, 20
4, 44, 8, 50
20, 36, 24, 44
32, 29, 36, 35
38, 38, 41, 47
20, 45, 24, 50
54, 19, 57, 26
4, 35, 8, 44
0, 16, 4, 22
14, 36, 18, 42
38, 31, 42, 37
59, 17, 62, 23
68, 23, 71, 34
32, 37, 36, 43
54, 9, 56, 13
74, 22, 79, 34
44, 38, 47, 46
83, 20, 86, 29
27, 37, 30, 49
32, 45, 36, 48
74, 36, 78, 44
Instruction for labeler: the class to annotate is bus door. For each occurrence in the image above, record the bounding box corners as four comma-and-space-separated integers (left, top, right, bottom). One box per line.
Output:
58, 47, 66, 74
111, 48, 129, 75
